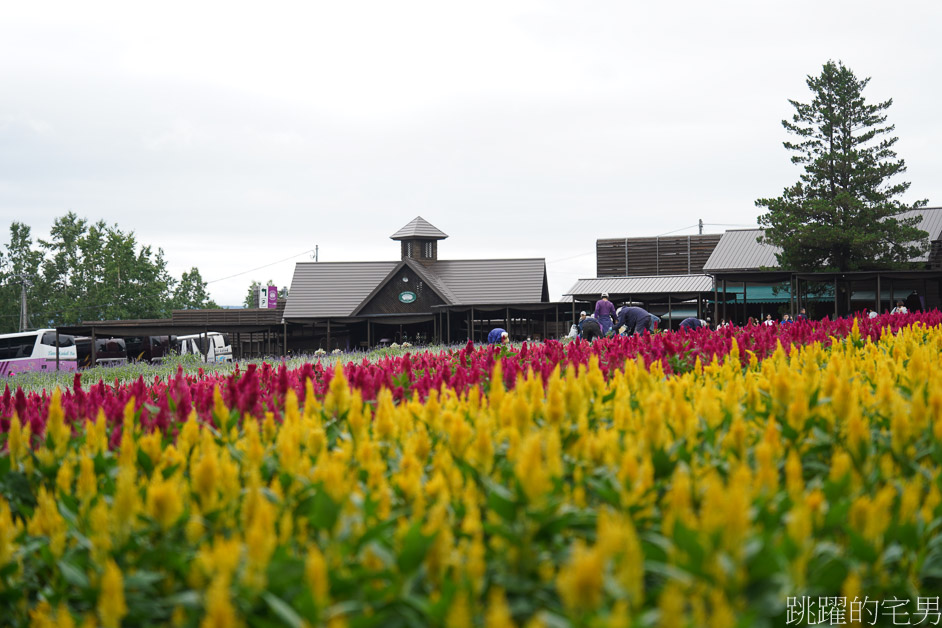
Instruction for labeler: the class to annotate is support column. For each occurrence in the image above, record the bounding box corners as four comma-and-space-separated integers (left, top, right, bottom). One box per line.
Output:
327, 319, 331, 352
834, 278, 839, 319
667, 294, 672, 329
56, 329, 60, 371
555, 305, 559, 339
283, 323, 287, 357
505, 308, 510, 338
743, 282, 748, 324
91, 327, 97, 366
875, 274, 882, 314
470, 307, 475, 342
447, 309, 451, 344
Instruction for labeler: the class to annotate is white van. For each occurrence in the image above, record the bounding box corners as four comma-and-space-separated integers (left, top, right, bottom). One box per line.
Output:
176, 332, 232, 363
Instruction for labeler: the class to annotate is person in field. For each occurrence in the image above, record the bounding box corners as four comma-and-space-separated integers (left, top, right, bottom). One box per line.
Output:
618, 306, 659, 335
593, 293, 617, 336
678, 317, 708, 331
579, 315, 603, 341
487, 328, 509, 345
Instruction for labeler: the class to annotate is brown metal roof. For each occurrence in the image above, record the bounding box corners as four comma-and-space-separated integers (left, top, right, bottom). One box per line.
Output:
282, 261, 399, 318
402, 258, 459, 304
430, 259, 548, 304
390, 216, 448, 240
284, 257, 549, 318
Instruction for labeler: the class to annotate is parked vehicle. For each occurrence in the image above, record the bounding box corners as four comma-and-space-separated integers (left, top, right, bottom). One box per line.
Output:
126, 336, 177, 363
176, 332, 232, 362
75, 337, 128, 368
0, 329, 77, 376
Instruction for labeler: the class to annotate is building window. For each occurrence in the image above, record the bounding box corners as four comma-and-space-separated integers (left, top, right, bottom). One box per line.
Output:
424, 241, 434, 258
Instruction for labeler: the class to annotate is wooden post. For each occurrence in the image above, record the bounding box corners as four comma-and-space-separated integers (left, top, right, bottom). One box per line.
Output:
713, 282, 718, 321
555, 305, 559, 339
283, 323, 287, 357
91, 327, 97, 366
834, 277, 838, 319
743, 282, 747, 324
505, 307, 510, 338
470, 307, 475, 342
447, 309, 451, 344
667, 294, 672, 329
327, 319, 331, 352
723, 279, 729, 322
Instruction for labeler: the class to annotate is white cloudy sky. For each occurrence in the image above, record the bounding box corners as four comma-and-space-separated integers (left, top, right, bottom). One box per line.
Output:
1, 1, 940, 305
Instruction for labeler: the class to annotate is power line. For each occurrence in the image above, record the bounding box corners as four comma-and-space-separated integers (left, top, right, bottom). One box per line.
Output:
206, 249, 315, 284
547, 251, 594, 264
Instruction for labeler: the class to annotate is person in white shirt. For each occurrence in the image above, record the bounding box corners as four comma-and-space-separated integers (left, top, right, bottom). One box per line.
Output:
891, 301, 908, 315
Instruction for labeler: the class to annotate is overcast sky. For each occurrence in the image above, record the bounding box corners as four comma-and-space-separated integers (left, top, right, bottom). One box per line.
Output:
1, 1, 940, 305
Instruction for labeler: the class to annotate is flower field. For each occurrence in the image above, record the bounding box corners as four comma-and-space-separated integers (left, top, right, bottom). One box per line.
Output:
3, 313, 942, 627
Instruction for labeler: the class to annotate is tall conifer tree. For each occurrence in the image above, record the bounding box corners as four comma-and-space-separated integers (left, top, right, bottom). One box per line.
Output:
757, 61, 928, 271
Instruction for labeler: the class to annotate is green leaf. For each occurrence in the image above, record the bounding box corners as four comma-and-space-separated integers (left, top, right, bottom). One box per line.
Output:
57, 560, 90, 589
137, 449, 154, 475
397, 523, 437, 574
262, 592, 304, 628
301, 488, 341, 531
485, 483, 517, 522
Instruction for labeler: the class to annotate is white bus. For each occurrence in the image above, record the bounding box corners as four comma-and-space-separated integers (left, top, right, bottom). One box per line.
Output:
176, 332, 232, 363
0, 329, 78, 376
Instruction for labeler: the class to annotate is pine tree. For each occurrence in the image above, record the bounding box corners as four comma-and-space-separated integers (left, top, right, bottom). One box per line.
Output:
757, 60, 928, 271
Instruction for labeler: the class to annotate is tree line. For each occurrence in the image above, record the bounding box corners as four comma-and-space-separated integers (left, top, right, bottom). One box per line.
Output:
0, 212, 217, 333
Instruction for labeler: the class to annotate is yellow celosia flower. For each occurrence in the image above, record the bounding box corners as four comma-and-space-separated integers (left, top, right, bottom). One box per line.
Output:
97, 559, 127, 628
27, 487, 67, 558
146, 475, 184, 529
201, 576, 239, 628
305, 545, 329, 604
556, 541, 604, 612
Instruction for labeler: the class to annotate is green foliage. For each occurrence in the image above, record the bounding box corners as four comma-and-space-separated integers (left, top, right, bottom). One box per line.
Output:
757, 60, 929, 271
0, 213, 217, 332
173, 267, 218, 310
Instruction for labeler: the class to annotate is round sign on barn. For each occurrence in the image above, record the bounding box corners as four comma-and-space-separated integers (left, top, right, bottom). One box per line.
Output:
399, 291, 417, 303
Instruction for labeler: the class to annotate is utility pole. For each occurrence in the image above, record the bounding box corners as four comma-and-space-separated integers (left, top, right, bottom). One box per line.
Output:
315, 245, 319, 262
699, 219, 703, 235
17, 276, 30, 332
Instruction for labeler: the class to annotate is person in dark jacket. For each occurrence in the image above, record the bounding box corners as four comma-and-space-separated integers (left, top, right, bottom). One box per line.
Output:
594, 293, 617, 336
617, 306, 658, 335
678, 317, 708, 331
487, 328, 508, 344
580, 315, 602, 341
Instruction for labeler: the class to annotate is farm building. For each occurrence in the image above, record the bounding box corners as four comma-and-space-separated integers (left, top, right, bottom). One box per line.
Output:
281, 217, 570, 351
569, 207, 942, 326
